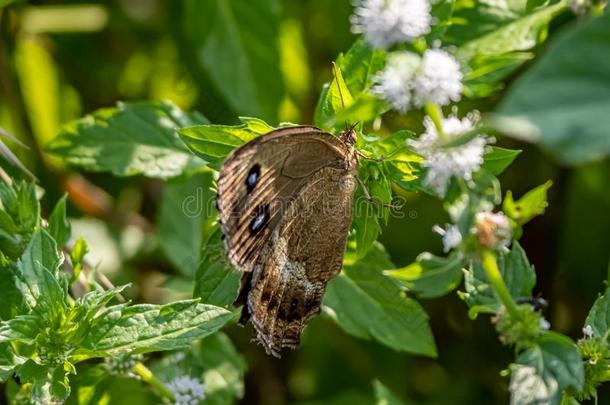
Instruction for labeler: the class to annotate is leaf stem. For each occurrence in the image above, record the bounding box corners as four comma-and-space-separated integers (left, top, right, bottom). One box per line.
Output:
481, 249, 521, 320
133, 361, 175, 402
424, 103, 447, 141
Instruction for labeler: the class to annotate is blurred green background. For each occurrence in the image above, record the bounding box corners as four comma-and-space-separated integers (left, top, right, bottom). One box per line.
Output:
0, 1, 609, 404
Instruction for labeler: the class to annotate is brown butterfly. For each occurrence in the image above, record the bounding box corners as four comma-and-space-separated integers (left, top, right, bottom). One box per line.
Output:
216, 125, 359, 357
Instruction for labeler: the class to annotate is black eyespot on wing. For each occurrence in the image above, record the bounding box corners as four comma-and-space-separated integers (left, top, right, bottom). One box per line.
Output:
290, 298, 299, 311
249, 203, 270, 235
245, 164, 261, 193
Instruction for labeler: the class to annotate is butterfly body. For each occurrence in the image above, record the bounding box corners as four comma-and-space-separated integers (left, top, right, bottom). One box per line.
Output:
216, 126, 358, 356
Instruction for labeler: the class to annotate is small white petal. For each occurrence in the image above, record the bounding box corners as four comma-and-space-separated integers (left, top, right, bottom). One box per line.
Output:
442, 225, 463, 252
351, 0, 432, 49
583, 324, 594, 338
371, 52, 420, 113
413, 49, 463, 107
408, 113, 490, 196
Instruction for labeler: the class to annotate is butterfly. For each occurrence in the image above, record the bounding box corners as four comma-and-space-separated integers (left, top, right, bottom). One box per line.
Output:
216, 125, 359, 357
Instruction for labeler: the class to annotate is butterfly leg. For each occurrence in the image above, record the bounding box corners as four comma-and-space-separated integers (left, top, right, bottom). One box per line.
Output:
355, 176, 403, 210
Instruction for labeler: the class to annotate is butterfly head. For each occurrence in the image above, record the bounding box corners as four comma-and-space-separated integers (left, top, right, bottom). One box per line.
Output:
340, 123, 358, 147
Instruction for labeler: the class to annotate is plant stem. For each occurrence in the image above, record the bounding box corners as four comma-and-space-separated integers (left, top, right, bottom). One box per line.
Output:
424, 103, 447, 141
481, 249, 521, 320
134, 362, 175, 402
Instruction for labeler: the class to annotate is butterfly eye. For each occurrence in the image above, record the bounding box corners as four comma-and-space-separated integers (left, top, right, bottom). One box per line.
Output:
290, 298, 299, 311
245, 164, 261, 193
249, 203, 270, 235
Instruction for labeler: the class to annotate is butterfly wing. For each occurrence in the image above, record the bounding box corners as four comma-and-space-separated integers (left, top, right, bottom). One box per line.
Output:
216, 126, 352, 273
216, 125, 358, 356
244, 166, 357, 356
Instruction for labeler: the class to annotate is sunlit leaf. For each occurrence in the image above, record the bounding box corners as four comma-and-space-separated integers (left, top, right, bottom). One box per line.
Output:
503, 181, 552, 225
324, 243, 437, 357
48, 101, 206, 179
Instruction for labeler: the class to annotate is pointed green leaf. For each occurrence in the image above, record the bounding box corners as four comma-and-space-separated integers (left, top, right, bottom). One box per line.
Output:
47, 101, 207, 179
504, 181, 552, 225
47, 195, 70, 247
324, 243, 436, 357
386, 252, 464, 299
79, 300, 233, 355
194, 228, 241, 308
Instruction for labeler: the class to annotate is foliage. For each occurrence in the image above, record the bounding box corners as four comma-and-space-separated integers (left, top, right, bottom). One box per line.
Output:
0, 0, 609, 404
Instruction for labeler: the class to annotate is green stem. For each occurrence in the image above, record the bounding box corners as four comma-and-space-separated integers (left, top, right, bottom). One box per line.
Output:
424, 103, 447, 141
481, 249, 521, 320
134, 362, 175, 402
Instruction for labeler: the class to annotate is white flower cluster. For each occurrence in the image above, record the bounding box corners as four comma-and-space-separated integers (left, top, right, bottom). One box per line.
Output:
350, 0, 431, 49
167, 375, 206, 405
371, 49, 463, 113
408, 113, 490, 196
104, 352, 144, 379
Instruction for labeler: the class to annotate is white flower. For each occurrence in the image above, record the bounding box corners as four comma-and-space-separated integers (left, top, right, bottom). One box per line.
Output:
104, 352, 144, 378
351, 0, 431, 49
408, 113, 490, 195
371, 49, 463, 114
583, 325, 594, 338
371, 52, 420, 113
413, 49, 463, 107
167, 375, 206, 405
433, 224, 462, 252
474, 211, 513, 249
509, 365, 553, 404
539, 317, 551, 331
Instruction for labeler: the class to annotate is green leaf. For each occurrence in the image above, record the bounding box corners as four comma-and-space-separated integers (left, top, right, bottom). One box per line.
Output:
584, 286, 610, 340
336, 40, 386, 96
79, 300, 233, 356
315, 64, 354, 130
385, 252, 464, 299
0, 342, 23, 382
69, 238, 88, 285
510, 332, 584, 405
315, 40, 385, 129
47, 101, 207, 179
179, 117, 267, 169
0, 180, 40, 258
0, 261, 26, 320
324, 243, 436, 357
158, 170, 216, 276
498, 14, 610, 164
461, 242, 536, 317
13, 230, 67, 320
0, 314, 40, 344
194, 228, 241, 308
504, 181, 552, 225
180, 0, 284, 123
457, 2, 566, 98
373, 380, 405, 405
482, 147, 522, 175
353, 201, 382, 258
47, 195, 70, 247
